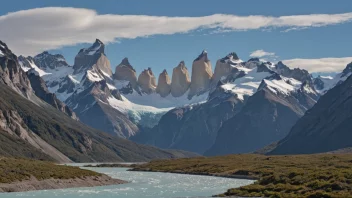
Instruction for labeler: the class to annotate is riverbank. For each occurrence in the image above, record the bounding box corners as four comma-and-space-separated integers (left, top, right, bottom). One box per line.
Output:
0, 157, 127, 193
131, 154, 352, 197
129, 168, 258, 180
0, 175, 126, 192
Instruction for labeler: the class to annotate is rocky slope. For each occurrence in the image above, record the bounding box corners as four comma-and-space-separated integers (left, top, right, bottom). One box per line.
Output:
270, 62, 352, 155
66, 80, 139, 138
26, 69, 77, 119
0, 41, 33, 98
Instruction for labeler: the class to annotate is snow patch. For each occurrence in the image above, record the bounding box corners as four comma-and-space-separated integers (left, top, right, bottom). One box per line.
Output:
122, 90, 208, 109
263, 77, 302, 95
87, 43, 101, 55
220, 68, 272, 100
108, 95, 171, 127
86, 70, 104, 82
107, 83, 116, 90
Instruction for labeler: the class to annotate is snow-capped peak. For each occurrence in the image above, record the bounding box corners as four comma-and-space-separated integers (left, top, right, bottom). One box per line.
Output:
18, 55, 51, 76
259, 74, 303, 96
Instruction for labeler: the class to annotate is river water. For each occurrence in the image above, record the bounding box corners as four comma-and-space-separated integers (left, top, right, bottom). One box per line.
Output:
2, 165, 254, 198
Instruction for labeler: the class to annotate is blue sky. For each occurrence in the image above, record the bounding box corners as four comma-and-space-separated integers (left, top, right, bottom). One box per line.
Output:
0, 0, 351, 75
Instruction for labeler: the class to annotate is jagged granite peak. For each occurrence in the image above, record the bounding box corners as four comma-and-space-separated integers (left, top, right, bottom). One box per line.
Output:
114, 57, 138, 89
33, 51, 70, 69
120, 57, 135, 71
189, 50, 213, 98
194, 50, 209, 62
257, 62, 275, 73
248, 57, 260, 62
0, 40, 32, 97
156, 69, 171, 97
274, 61, 312, 83
170, 61, 191, 97
213, 52, 241, 84
26, 69, 78, 120
220, 52, 240, 63
137, 67, 157, 94
73, 39, 112, 76
242, 57, 263, 69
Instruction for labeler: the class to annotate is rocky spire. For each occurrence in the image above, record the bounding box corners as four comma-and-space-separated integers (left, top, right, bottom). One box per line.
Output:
189, 50, 213, 98
138, 67, 157, 94
156, 69, 171, 97
114, 57, 138, 89
73, 39, 111, 76
171, 61, 191, 97
212, 52, 240, 84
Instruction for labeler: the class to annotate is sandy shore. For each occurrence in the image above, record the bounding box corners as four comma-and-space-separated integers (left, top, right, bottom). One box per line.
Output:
0, 174, 127, 193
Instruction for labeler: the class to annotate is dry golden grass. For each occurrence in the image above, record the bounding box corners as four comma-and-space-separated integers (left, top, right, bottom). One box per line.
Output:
132, 154, 352, 198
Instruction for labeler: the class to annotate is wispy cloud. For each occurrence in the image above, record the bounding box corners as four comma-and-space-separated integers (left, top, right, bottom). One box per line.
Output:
249, 50, 276, 58
282, 57, 352, 73
1, 7, 352, 55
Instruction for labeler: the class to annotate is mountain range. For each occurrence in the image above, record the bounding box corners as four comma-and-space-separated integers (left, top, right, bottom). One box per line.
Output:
6, 38, 352, 157
0, 40, 197, 163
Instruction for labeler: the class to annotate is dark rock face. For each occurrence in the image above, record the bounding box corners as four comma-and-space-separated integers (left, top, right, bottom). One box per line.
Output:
275, 61, 312, 83
0, 41, 32, 97
205, 84, 314, 156
57, 76, 76, 95
219, 52, 239, 63
26, 69, 77, 120
341, 62, 352, 78
133, 84, 244, 154
270, 74, 352, 155
66, 80, 138, 138
313, 77, 325, 90
257, 62, 275, 73
33, 51, 70, 69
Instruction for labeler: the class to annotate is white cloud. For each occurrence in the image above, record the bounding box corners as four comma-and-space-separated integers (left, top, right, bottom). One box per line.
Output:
250, 50, 275, 58
282, 57, 352, 73
0, 7, 352, 55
